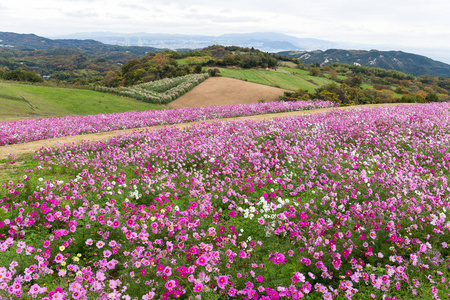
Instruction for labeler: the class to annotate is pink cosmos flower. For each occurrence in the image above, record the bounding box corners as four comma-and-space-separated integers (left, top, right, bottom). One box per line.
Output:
197, 255, 208, 266
332, 259, 341, 270
194, 283, 203, 292
48, 287, 65, 299
157, 264, 165, 272
54, 253, 64, 263
217, 275, 228, 289
96, 271, 106, 282
165, 279, 176, 290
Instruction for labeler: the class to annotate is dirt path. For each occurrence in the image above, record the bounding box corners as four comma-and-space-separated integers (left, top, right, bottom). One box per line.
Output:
169, 77, 288, 108
0, 103, 405, 160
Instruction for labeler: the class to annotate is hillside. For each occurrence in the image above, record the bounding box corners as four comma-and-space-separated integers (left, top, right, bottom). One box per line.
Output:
53, 31, 338, 53
0, 32, 161, 56
0, 81, 163, 120
213, 67, 334, 92
279, 49, 450, 77
0, 32, 165, 83
169, 77, 287, 108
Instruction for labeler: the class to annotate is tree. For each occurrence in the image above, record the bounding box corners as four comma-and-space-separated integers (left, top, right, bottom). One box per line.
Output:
133, 68, 147, 82
425, 92, 439, 103
103, 71, 122, 87
2, 70, 43, 83
415, 90, 428, 102
318, 90, 340, 103
194, 65, 202, 74
280, 89, 312, 101
329, 70, 338, 80
343, 76, 362, 87
309, 67, 321, 77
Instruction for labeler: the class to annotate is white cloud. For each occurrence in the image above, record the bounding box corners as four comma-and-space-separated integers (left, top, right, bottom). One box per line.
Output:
1, 0, 449, 62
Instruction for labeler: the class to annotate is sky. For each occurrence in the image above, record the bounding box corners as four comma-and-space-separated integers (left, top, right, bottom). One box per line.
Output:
1, 0, 450, 63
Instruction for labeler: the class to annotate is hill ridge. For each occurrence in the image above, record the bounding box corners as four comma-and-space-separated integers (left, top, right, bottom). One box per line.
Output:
279, 49, 450, 77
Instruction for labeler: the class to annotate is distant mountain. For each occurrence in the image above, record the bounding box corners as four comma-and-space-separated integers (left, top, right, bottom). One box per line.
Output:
279, 49, 450, 77
0, 32, 162, 56
4, 31, 450, 78
52, 32, 337, 53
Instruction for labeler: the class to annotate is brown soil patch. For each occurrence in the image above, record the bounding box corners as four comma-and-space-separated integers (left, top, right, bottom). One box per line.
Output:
0, 103, 406, 160
169, 77, 288, 108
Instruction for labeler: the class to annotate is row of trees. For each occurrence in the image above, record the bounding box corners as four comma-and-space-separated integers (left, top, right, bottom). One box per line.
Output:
282, 82, 447, 105
0, 69, 43, 83
188, 45, 278, 69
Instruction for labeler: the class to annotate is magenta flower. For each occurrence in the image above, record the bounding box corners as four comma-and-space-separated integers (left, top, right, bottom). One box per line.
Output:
196, 255, 208, 266
217, 275, 228, 289
54, 253, 64, 263
194, 283, 203, 292
157, 264, 165, 272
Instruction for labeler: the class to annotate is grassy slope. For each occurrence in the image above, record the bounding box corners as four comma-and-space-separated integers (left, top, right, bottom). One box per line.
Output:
0, 81, 163, 119
361, 84, 374, 89
280, 67, 335, 86
214, 67, 335, 92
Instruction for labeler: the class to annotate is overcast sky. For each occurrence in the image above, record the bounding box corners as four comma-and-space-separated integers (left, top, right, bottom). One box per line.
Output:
2, 0, 450, 63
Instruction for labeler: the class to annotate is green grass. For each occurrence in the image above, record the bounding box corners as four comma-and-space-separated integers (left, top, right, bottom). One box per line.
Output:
278, 61, 298, 68
176, 59, 188, 65
280, 67, 335, 86
361, 84, 374, 89
214, 67, 334, 92
0, 81, 164, 120
280, 67, 310, 75
177, 56, 211, 65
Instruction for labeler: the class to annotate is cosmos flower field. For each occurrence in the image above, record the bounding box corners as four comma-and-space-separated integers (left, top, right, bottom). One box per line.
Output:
1, 103, 450, 299
0, 100, 336, 146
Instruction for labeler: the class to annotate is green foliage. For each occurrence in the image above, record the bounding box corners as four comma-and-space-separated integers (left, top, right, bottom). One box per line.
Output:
0, 48, 122, 83
345, 64, 415, 80
314, 83, 398, 105
1, 70, 43, 83
343, 76, 363, 87
170, 45, 279, 69
280, 89, 312, 101
303, 63, 450, 104
425, 92, 439, 103
207, 68, 220, 77
309, 67, 321, 77
113, 53, 196, 86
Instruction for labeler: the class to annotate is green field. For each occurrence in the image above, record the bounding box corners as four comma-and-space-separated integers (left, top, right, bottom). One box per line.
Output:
213, 67, 335, 92
177, 56, 211, 65
280, 67, 335, 86
361, 84, 374, 89
0, 81, 164, 120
